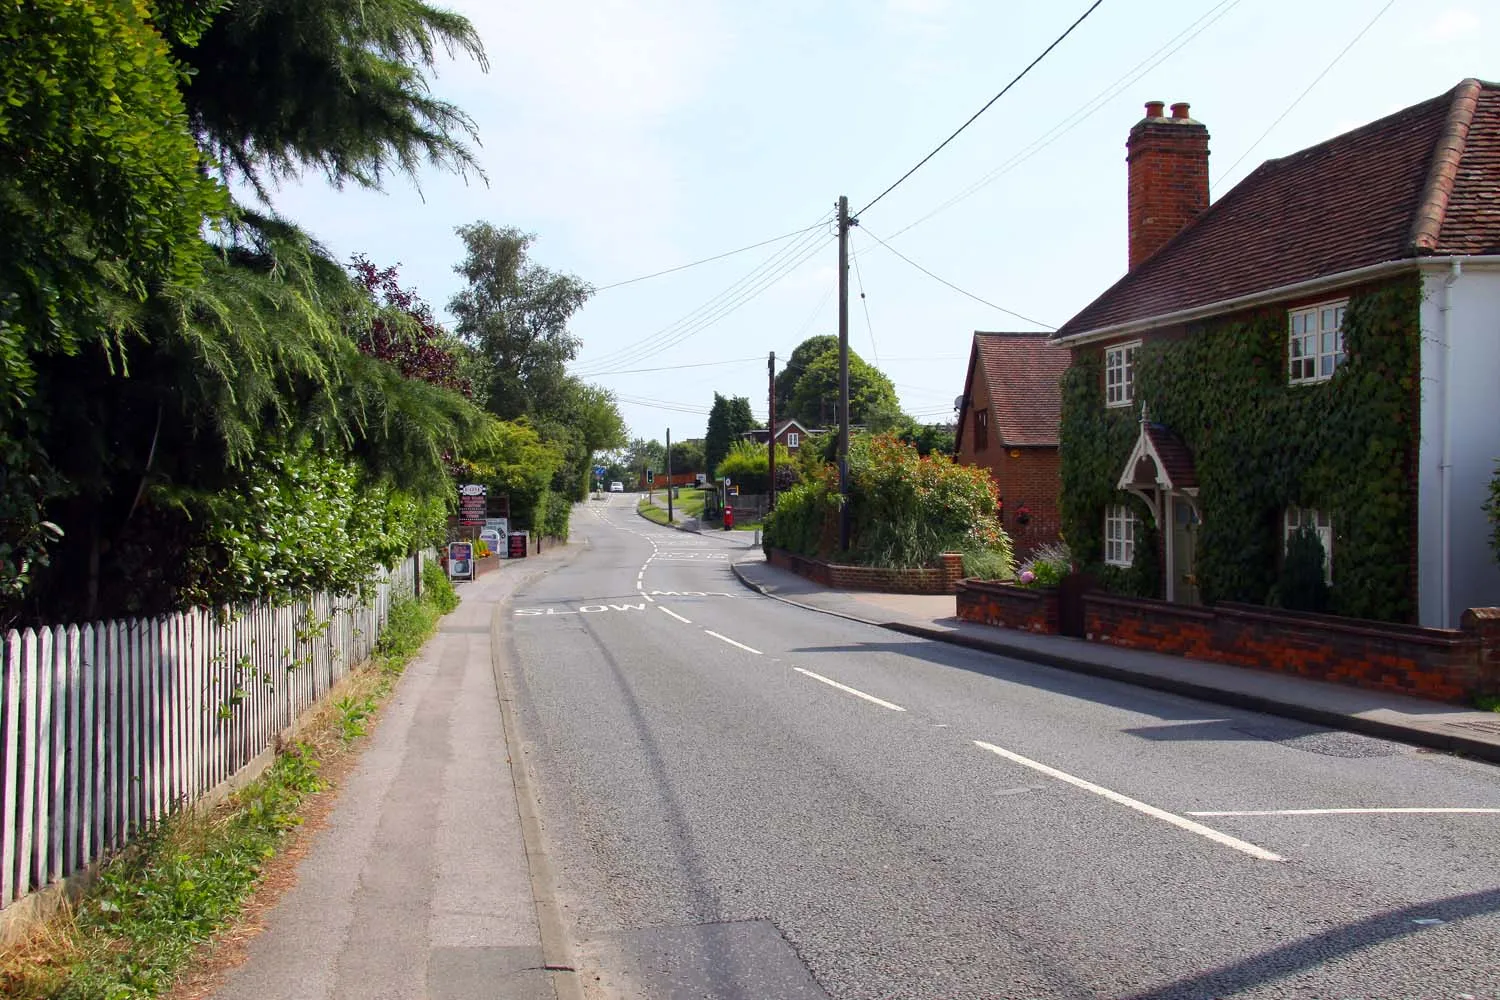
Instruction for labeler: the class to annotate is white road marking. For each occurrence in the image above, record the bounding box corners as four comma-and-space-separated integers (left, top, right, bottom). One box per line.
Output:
659, 607, 692, 624
794, 667, 907, 713
1188, 807, 1500, 818
704, 630, 761, 654
972, 741, 1284, 862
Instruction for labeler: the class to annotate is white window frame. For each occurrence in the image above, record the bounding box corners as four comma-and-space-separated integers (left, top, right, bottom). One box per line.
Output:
1105, 504, 1139, 567
786, 431, 799, 449
1288, 300, 1348, 384
1105, 341, 1140, 408
1285, 507, 1333, 583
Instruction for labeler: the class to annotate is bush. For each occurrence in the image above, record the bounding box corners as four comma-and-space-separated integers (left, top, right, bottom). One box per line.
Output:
1274, 526, 1330, 613
962, 547, 1013, 580
765, 433, 1012, 571
1016, 542, 1072, 588
1487, 463, 1500, 566
421, 558, 459, 613
715, 440, 793, 495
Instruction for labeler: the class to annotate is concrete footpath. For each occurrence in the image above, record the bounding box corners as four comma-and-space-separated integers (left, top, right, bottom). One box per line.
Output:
730, 553, 1500, 765
210, 547, 581, 1000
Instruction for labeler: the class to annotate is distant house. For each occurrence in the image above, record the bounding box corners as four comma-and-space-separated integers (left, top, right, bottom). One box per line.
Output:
954, 331, 1071, 554
742, 418, 820, 452
1052, 81, 1500, 626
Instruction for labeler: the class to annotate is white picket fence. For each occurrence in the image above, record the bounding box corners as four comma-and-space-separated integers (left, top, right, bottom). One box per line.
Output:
0, 554, 428, 911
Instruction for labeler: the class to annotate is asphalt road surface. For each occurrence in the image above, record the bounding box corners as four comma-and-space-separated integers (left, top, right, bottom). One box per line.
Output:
501, 494, 1500, 1000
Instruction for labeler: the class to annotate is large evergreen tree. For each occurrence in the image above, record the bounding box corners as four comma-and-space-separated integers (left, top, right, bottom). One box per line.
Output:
705, 394, 758, 478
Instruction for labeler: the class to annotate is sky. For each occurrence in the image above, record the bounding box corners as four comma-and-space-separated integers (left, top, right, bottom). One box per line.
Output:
261, 0, 1491, 443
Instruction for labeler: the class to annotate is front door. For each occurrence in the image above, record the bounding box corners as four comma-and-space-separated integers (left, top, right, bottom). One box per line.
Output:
1171, 497, 1202, 605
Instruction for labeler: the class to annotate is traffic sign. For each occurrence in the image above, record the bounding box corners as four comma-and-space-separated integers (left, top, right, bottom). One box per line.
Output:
594, 465, 607, 477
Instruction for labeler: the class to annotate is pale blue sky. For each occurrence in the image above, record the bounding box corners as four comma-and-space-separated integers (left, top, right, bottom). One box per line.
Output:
263, 0, 1490, 441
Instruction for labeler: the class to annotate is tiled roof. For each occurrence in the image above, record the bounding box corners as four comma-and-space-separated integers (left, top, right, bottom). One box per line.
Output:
959, 332, 1071, 448
1145, 424, 1197, 491
1058, 79, 1500, 338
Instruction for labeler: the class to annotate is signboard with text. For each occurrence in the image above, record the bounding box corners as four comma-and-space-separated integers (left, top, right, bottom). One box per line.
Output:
508, 532, 529, 559
458, 483, 487, 525
447, 541, 475, 581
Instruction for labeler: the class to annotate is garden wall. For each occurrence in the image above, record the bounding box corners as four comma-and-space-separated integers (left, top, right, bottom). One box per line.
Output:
767, 549, 965, 595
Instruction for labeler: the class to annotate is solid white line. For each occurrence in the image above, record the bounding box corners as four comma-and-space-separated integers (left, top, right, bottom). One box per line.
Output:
972, 741, 1284, 862
794, 667, 907, 712
1188, 807, 1500, 817
704, 630, 761, 654
659, 607, 692, 624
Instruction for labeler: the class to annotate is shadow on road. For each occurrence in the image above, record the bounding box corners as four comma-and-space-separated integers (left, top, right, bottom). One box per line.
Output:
1120, 887, 1500, 999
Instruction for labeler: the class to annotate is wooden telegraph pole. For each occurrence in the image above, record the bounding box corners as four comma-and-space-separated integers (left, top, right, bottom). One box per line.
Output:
837, 195, 854, 552
767, 351, 777, 510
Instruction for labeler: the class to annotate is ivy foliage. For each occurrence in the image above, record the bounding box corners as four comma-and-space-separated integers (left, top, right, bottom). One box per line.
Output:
1059, 277, 1422, 622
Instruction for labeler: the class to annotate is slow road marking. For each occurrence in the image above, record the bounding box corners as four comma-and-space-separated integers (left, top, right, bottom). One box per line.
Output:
973, 741, 1284, 862
704, 631, 761, 654
514, 603, 647, 616
794, 667, 907, 713
1188, 807, 1500, 818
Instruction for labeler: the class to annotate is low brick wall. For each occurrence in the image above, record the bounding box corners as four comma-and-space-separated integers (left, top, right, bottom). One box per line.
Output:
1084, 593, 1500, 703
956, 580, 1059, 634
768, 549, 965, 595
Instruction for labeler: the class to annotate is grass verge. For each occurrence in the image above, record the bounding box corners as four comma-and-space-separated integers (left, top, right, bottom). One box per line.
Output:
0, 561, 459, 999
636, 498, 671, 525
1477, 694, 1500, 713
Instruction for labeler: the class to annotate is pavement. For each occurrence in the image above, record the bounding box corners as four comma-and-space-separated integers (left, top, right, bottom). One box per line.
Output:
210, 545, 583, 1000
504, 494, 1500, 999
728, 553, 1500, 765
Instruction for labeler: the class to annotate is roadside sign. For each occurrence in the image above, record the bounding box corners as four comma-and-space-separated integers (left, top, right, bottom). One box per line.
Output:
508, 532, 529, 559
447, 541, 475, 580
458, 483, 487, 525
594, 465, 607, 477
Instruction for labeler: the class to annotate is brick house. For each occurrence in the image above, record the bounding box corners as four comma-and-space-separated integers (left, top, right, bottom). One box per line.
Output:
1052, 81, 1500, 627
954, 331, 1071, 555
742, 418, 819, 452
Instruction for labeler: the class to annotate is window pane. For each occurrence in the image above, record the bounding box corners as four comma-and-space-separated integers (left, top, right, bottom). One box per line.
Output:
1321, 332, 1336, 354
1321, 308, 1334, 330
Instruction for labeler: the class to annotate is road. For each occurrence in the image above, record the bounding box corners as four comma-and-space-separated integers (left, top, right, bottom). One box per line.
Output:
501, 494, 1500, 999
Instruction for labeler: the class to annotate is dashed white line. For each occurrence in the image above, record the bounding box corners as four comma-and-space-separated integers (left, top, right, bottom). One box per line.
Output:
973, 741, 1285, 862
1188, 807, 1500, 818
704, 630, 761, 654
793, 667, 907, 712
659, 606, 692, 624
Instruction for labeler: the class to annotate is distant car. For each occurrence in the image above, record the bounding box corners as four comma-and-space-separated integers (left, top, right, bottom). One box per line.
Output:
610, 481, 624, 492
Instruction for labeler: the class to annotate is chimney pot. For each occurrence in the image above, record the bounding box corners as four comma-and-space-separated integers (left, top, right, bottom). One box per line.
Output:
1171, 102, 1191, 119
1145, 101, 1165, 119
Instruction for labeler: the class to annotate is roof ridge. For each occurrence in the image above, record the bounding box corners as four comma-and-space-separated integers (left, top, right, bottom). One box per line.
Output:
1410, 78, 1483, 252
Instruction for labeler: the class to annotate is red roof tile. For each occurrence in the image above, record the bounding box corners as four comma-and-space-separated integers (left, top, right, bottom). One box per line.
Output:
1144, 424, 1197, 491
1058, 79, 1500, 338
958, 332, 1071, 448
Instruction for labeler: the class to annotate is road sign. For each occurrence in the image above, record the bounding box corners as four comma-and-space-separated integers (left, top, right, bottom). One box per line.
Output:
447, 541, 475, 580
594, 465, 607, 477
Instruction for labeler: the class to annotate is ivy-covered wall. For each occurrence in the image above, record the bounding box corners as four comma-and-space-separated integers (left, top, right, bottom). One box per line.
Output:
1059, 275, 1423, 622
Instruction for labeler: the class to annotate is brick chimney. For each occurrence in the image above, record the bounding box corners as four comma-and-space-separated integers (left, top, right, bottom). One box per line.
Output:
1127, 100, 1210, 269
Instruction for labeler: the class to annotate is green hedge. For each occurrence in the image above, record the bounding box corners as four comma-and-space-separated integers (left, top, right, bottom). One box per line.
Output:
1058, 276, 1421, 621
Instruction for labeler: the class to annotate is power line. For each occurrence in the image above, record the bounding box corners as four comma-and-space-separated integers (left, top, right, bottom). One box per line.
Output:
883, 0, 1244, 242
851, 250, 879, 368
576, 222, 829, 373
594, 223, 828, 291
859, 228, 1056, 330
574, 222, 833, 376
1214, 0, 1399, 188
581, 356, 763, 377
855, 0, 1106, 218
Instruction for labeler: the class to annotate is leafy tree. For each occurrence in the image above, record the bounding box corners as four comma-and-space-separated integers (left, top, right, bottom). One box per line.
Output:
789, 350, 899, 429
774, 335, 837, 419
174, 0, 487, 197
669, 438, 706, 475
621, 437, 666, 480
704, 393, 757, 476
450, 223, 591, 423
350, 255, 473, 398
716, 441, 792, 494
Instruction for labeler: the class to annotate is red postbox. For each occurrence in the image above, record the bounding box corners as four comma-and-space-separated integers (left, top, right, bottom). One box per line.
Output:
723, 504, 734, 531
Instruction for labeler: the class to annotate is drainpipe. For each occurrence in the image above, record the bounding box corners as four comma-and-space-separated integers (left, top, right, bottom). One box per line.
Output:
1439, 260, 1462, 626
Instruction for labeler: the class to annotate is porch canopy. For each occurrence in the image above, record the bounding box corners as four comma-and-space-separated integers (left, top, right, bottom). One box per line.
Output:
1117, 408, 1198, 524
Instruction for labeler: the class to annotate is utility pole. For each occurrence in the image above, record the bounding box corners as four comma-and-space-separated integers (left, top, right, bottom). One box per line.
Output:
666, 427, 673, 524
837, 195, 855, 551
767, 350, 777, 510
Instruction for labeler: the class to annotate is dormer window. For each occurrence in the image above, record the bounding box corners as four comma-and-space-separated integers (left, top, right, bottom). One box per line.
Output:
1105, 342, 1140, 407
786, 431, 799, 449
1288, 301, 1347, 384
